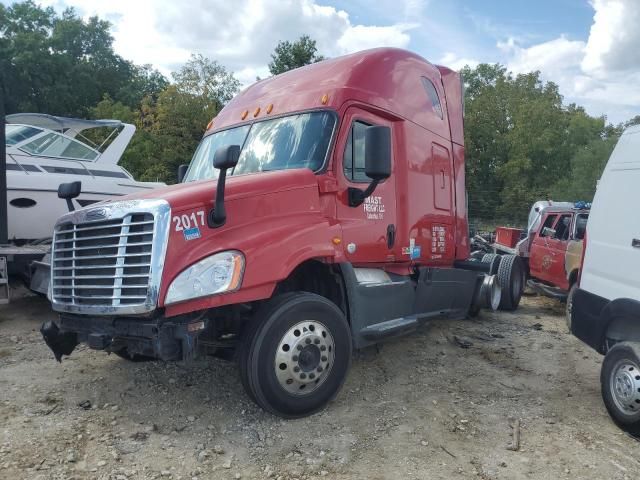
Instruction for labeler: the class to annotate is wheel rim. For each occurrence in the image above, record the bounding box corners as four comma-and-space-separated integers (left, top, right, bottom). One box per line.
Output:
610, 359, 640, 416
274, 320, 335, 396
566, 289, 574, 329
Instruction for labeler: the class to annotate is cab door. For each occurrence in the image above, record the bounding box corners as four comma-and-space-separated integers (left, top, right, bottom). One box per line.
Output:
530, 213, 573, 290
530, 213, 557, 280
335, 107, 397, 263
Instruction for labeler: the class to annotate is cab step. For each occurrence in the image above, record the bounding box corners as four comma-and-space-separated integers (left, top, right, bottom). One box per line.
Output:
359, 316, 419, 340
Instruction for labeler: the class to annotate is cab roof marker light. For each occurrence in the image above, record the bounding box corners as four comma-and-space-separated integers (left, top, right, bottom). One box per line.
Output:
266, 104, 274, 114
321, 94, 329, 105
241, 110, 248, 120
253, 107, 261, 117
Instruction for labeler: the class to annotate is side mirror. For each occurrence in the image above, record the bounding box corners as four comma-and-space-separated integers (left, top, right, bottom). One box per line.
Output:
364, 126, 391, 181
541, 227, 556, 238
177, 164, 189, 183
348, 126, 391, 207
209, 145, 241, 228
213, 145, 240, 170
57, 181, 81, 212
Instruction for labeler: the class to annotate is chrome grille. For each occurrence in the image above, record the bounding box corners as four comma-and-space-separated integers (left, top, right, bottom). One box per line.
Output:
52, 213, 155, 308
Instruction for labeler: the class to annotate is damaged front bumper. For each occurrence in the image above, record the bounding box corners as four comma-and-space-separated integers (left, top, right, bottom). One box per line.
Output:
41, 313, 205, 362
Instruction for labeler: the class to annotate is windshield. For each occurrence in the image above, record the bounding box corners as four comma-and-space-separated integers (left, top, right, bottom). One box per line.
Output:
184, 111, 336, 182
5, 125, 43, 146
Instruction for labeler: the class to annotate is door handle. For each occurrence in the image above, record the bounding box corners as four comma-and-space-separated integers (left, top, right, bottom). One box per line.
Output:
632, 238, 640, 248
387, 224, 396, 249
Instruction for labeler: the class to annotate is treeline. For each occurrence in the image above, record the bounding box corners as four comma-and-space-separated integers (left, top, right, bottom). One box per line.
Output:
462, 64, 638, 225
1, 1, 637, 222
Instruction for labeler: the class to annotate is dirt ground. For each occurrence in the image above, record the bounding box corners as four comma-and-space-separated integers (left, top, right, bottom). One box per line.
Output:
1, 287, 639, 480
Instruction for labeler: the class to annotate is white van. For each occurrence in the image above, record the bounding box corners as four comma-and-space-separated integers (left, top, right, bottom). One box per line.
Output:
570, 124, 640, 435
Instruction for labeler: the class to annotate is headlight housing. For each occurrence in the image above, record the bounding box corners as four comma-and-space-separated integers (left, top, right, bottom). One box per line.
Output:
165, 250, 244, 305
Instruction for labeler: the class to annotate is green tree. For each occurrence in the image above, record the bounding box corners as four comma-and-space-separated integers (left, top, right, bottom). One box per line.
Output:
550, 136, 618, 202
0, 1, 163, 116
107, 57, 241, 183
172, 54, 240, 109
268, 35, 325, 75
461, 63, 616, 225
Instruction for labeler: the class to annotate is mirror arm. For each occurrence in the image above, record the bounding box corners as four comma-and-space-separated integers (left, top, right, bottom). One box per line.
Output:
348, 180, 380, 207
208, 168, 228, 228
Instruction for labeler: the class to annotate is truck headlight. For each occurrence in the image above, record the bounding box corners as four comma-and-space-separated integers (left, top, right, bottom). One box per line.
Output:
165, 251, 244, 305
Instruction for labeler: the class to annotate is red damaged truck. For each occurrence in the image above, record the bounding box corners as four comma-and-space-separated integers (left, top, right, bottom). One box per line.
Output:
491, 201, 589, 314
40, 48, 524, 417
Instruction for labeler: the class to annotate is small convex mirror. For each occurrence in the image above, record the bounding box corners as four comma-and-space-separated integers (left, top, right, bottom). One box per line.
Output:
177, 164, 189, 183
213, 145, 240, 170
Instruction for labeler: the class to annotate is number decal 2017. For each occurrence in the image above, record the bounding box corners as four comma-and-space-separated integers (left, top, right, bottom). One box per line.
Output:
173, 210, 206, 231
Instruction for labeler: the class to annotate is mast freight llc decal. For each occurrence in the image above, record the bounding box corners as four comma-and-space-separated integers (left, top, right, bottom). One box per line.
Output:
363, 196, 385, 220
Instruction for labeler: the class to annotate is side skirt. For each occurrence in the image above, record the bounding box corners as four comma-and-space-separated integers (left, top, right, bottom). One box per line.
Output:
339, 264, 481, 349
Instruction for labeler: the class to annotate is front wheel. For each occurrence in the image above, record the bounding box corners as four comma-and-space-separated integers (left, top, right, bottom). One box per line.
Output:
566, 283, 578, 333
601, 342, 640, 435
239, 292, 352, 418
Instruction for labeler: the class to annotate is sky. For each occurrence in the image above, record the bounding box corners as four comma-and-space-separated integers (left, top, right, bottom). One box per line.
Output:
6, 0, 640, 124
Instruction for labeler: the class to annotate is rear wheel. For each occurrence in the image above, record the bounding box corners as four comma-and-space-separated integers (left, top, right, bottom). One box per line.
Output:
601, 342, 640, 435
497, 255, 524, 311
239, 292, 352, 417
481, 253, 498, 264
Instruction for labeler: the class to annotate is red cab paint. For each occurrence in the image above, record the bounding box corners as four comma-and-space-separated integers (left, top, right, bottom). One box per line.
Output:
125, 48, 469, 316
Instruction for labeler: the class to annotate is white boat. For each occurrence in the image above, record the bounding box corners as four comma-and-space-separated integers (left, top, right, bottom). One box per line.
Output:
5, 113, 164, 241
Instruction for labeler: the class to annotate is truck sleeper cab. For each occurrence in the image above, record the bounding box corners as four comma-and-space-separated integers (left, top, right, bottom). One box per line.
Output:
41, 48, 521, 417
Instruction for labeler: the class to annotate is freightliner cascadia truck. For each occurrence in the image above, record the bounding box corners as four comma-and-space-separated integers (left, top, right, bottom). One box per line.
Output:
41, 48, 524, 417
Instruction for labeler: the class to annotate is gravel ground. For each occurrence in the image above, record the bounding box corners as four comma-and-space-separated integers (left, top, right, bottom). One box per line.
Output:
1, 287, 639, 480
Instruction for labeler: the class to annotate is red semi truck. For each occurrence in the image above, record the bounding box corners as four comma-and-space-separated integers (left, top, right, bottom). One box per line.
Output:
41, 48, 523, 417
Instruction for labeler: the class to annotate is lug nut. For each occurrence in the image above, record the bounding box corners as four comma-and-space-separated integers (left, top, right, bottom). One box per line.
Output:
321, 356, 327, 362
317, 366, 323, 372
320, 345, 326, 351
305, 338, 311, 344
292, 355, 298, 362
300, 373, 307, 379
297, 345, 303, 351
309, 373, 315, 379
314, 339, 320, 344
293, 366, 300, 373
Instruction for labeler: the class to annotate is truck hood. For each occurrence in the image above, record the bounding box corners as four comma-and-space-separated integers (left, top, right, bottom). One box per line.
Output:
114, 168, 320, 212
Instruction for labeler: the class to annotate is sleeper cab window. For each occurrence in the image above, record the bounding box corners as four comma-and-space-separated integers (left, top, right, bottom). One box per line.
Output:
421, 77, 443, 119
343, 120, 371, 183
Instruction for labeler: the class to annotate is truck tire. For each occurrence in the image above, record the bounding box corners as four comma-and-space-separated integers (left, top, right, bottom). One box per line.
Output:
481, 253, 498, 264
566, 283, 577, 333
600, 342, 640, 435
239, 292, 352, 418
497, 255, 524, 311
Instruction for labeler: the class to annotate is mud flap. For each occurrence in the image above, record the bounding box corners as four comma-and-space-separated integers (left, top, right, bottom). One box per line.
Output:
40, 321, 79, 362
